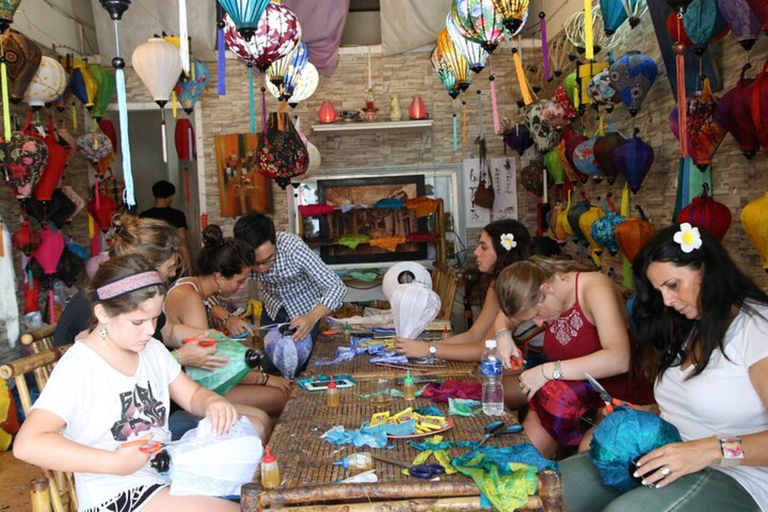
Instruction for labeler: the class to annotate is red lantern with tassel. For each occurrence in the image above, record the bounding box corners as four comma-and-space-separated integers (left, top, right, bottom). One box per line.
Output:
31, 227, 65, 323
716, 63, 759, 159
12, 220, 41, 255
175, 118, 196, 160
87, 191, 117, 233
676, 183, 732, 241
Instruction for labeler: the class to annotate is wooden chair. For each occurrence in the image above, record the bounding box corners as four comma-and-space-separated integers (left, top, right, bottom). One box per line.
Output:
0, 324, 77, 512
431, 263, 459, 321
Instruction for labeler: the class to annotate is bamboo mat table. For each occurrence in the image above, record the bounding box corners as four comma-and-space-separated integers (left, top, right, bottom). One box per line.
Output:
307, 331, 479, 381
241, 375, 563, 512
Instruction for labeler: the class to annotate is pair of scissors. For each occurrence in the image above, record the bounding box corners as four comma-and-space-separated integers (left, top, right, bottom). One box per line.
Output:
181, 334, 216, 347
585, 372, 638, 413
371, 454, 445, 479
476, 420, 524, 447
120, 438, 166, 454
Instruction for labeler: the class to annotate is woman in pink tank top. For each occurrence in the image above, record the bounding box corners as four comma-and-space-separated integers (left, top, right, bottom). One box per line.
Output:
495, 256, 654, 458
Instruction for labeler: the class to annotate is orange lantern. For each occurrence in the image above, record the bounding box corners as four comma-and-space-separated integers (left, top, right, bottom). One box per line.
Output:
318, 100, 337, 123
615, 206, 656, 263
741, 192, 768, 272
409, 96, 427, 120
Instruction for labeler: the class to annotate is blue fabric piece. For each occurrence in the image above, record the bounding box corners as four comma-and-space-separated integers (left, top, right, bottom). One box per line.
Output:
322, 420, 416, 448
452, 444, 559, 474
414, 405, 444, 417
369, 352, 409, 365
313, 346, 356, 366
373, 198, 404, 209
410, 439, 478, 451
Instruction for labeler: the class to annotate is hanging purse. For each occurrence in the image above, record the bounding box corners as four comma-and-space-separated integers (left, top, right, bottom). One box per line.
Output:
472, 137, 494, 209
256, 110, 309, 189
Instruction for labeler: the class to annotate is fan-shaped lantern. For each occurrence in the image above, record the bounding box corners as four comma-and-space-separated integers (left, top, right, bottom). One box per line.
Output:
716, 65, 759, 159
446, 13, 489, 74
615, 207, 655, 263
132, 38, 182, 106
526, 100, 561, 153
544, 147, 566, 185
217, 0, 270, 42
175, 59, 210, 114
609, 51, 657, 117
267, 41, 306, 90
0, 132, 48, 199
70, 60, 97, 110
430, 47, 461, 100
676, 184, 732, 241
520, 160, 551, 197
88, 64, 116, 120
437, 29, 472, 91
594, 132, 625, 184
665, 0, 694, 14
588, 70, 621, 112
23, 56, 67, 108
503, 123, 534, 155
573, 137, 604, 183
669, 79, 727, 170
746, 0, 768, 34
613, 130, 654, 194
0, 0, 22, 32
741, 192, 768, 272
451, 0, 507, 53
391, 283, 442, 339
681, 0, 730, 55
716, 0, 761, 51
491, 0, 530, 35
223, 3, 301, 73
12, 220, 41, 255
3, 29, 42, 102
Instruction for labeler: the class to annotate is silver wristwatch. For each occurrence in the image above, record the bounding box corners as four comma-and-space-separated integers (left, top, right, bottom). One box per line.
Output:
552, 360, 563, 380
429, 342, 438, 356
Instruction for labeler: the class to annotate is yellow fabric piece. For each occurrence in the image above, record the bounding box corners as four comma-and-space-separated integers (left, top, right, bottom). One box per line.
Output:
405, 197, 440, 217
369, 236, 406, 252
434, 449, 458, 475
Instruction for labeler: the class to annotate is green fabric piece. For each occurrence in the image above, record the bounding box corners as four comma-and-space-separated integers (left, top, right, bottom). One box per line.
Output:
337, 234, 371, 250
452, 453, 538, 512
344, 269, 380, 282
448, 398, 482, 417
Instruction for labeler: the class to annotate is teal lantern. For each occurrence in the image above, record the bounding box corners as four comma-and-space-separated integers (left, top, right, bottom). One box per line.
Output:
217, 0, 269, 41
600, 0, 643, 35
174, 59, 210, 114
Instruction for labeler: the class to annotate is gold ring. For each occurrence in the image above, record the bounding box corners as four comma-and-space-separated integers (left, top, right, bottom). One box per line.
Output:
660, 466, 671, 477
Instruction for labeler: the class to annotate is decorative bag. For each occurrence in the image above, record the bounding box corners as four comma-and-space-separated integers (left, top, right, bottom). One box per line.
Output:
256, 110, 309, 190
472, 137, 495, 209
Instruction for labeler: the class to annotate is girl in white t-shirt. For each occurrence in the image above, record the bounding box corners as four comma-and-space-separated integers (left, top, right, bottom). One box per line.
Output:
14, 254, 257, 512
560, 224, 768, 512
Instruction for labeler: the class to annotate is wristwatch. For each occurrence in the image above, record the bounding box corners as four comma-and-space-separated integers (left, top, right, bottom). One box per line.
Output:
552, 360, 563, 380
429, 342, 438, 356
719, 437, 744, 467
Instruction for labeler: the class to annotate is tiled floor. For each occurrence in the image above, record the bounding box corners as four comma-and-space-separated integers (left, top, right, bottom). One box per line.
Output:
0, 450, 43, 511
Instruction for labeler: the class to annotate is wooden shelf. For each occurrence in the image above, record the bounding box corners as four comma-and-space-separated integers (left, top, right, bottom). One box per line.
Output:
310, 119, 433, 134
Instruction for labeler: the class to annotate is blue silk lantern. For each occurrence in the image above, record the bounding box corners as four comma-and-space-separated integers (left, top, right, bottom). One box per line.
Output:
573, 137, 604, 183
716, 0, 761, 51
503, 123, 534, 155
601, 0, 642, 35
682, 0, 730, 55
280, 42, 309, 100
613, 129, 654, 194
263, 326, 312, 378
217, 0, 269, 41
451, 0, 507, 53
175, 59, 210, 114
609, 51, 658, 117
591, 197, 626, 256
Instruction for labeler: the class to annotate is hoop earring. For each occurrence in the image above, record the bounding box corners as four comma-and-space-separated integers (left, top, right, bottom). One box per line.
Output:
99, 326, 108, 339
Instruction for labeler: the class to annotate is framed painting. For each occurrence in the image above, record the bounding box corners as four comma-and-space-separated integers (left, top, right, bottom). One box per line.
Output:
213, 133, 274, 217
316, 175, 428, 265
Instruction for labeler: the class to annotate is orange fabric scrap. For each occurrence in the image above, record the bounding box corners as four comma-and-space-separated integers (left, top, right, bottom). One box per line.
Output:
369, 236, 406, 252
405, 197, 440, 217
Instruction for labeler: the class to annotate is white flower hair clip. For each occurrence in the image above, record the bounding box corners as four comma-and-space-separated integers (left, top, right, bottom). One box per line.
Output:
500, 233, 517, 251
673, 223, 702, 253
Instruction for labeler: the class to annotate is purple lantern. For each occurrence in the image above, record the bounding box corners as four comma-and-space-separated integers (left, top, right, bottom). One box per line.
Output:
609, 51, 658, 117
613, 129, 654, 194
716, 64, 759, 159
503, 123, 534, 155
716, 0, 761, 51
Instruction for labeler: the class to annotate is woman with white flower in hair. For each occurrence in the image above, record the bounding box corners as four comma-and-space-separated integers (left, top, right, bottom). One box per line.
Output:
558, 223, 768, 511
494, 251, 654, 458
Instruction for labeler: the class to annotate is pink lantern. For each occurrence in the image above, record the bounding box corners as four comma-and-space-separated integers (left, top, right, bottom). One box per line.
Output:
318, 100, 337, 123
32, 227, 65, 323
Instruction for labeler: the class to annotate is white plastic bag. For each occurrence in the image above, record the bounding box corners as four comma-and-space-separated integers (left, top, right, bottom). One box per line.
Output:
167, 416, 263, 496
391, 283, 441, 339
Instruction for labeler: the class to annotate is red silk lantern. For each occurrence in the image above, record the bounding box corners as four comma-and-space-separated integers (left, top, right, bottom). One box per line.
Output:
12, 221, 41, 255
33, 118, 68, 202
175, 118, 196, 160
318, 99, 337, 123
745, 0, 768, 33
98, 119, 118, 155
24, 278, 40, 314
749, 60, 768, 154
88, 192, 117, 232
676, 184, 732, 241
409, 96, 427, 120
615, 206, 655, 263
716, 64, 759, 159
669, 78, 727, 170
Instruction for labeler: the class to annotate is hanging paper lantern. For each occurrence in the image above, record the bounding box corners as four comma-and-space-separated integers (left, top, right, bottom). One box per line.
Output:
437, 29, 471, 92
609, 51, 658, 117
70, 60, 97, 110
266, 61, 318, 105
175, 118, 196, 160
542, 99, 571, 130
573, 137, 604, 183
174, 59, 210, 114
520, 160, 551, 197
88, 192, 117, 232
503, 123, 534, 155
749, 61, 768, 154
279, 43, 310, 101
716, 65, 759, 159
594, 132, 625, 184
217, 0, 270, 42
587, 70, 621, 112
132, 38, 182, 106
490, 0, 530, 35
0, 0, 22, 31
430, 47, 461, 100
3, 29, 42, 102
544, 147, 566, 185
591, 197, 626, 256
267, 41, 306, 91
446, 13, 489, 74
263, 327, 312, 378
31, 227, 65, 274
304, 141, 321, 177
600, 0, 641, 35
741, 192, 768, 272
526, 100, 560, 153
716, 0, 761, 50
22, 56, 67, 108
223, 3, 301, 73
88, 64, 116, 120
0, 132, 48, 199
669, 78, 727, 170
613, 130, 654, 194
451, 0, 507, 53
745, 0, 768, 33
562, 126, 588, 182
98, 119, 118, 155
676, 184, 732, 241
12, 220, 41, 255
615, 207, 655, 263
681, 0, 730, 55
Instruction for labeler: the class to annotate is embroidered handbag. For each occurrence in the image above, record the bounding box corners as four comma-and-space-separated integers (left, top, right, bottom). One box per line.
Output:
256, 111, 309, 190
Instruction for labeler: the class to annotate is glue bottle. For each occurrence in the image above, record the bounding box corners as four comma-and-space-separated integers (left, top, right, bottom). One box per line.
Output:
403, 369, 416, 401
326, 375, 340, 408
442, 326, 451, 340
261, 446, 281, 489
333, 452, 372, 471
343, 322, 351, 343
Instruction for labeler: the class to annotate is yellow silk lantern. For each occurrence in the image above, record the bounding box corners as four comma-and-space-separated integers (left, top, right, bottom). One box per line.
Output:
579, 205, 606, 267
741, 192, 768, 272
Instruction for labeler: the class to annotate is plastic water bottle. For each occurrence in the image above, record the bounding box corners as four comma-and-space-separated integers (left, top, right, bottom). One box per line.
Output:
481, 339, 504, 416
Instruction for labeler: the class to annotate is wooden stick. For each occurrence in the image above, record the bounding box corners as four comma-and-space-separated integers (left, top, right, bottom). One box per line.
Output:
372, 363, 429, 373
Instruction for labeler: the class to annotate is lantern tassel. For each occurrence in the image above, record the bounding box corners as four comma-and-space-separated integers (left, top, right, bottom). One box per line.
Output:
462, 101, 468, 145
542, 166, 548, 204
172, 90, 178, 119
95, 178, 100, 210
27, 269, 33, 290
48, 286, 55, 324
0, 54, 10, 140
217, 17, 226, 96
91, 227, 100, 257
179, 0, 189, 75
621, 183, 632, 289
248, 65, 256, 134
584, 0, 594, 61
676, 48, 688, 158
161, 112, 168, 164
513, 49, 534, 106
541, 12, 551, 82
114, 20, 135, 207
490, 77, 500, 135
72, 102, 77, 131
453, 113, 458, 152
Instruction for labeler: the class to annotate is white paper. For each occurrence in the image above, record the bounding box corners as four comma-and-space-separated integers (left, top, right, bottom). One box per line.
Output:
490, 157, 519, 220
463, 158, 491, 229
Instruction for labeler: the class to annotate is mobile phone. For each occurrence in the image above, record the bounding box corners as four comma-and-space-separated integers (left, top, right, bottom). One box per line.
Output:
304, 379, 355, 391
